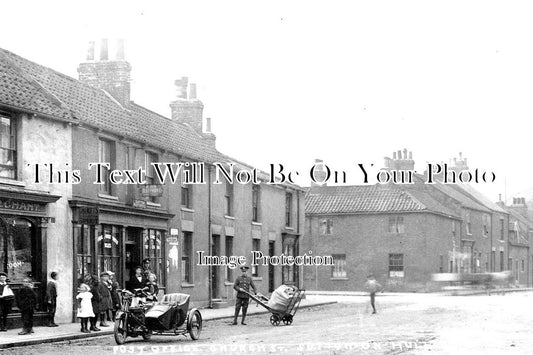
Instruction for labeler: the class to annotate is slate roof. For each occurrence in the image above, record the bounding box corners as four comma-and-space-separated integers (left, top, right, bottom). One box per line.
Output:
305, 184, 460, 218
452, 184, 508, 214
0, 47, 223, 163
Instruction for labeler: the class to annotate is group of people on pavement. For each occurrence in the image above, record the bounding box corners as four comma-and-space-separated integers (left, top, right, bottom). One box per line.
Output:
76, 259, 159, 333
0, 271, 58, 335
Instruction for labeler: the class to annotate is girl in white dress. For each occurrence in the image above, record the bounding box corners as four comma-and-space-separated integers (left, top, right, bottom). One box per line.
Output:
76, 283, 95, 333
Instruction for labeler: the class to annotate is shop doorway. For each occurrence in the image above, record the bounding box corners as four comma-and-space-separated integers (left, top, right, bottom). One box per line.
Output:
125, 227, 142, 289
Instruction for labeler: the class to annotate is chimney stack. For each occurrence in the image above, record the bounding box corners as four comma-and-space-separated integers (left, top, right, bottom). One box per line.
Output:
78, 39, 132, 106
384, 148, 415, 171
509, 196, 528, 218
169, 77, 205, 134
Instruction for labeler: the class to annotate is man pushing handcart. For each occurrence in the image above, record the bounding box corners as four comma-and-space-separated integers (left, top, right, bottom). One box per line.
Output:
240, 284, 305, 326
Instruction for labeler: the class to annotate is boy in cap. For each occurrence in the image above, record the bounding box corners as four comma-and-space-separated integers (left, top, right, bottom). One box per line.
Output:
231, 265, 256, 325
0, 272, 15, 331
45, 271, 59, 327
17, 278, 37, 335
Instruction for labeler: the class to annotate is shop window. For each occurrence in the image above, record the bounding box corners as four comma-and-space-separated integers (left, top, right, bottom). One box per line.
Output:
331, 254, 346, 278
388, 216, 405, 234
389, 253, 404, 277
0, 113, 16, 179
285, 192, 292, 227
97, 225, 122, 285
144, 229, 164, 286
252, 239, 260, 277
252, 185, 260, 222
225, 236, 233, 281
181, 232, 193, 283
0, 218, 35, 282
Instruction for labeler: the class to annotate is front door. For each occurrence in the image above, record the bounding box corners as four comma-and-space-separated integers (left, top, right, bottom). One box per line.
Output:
268, 241, 275, 292
211, 235, 220, 299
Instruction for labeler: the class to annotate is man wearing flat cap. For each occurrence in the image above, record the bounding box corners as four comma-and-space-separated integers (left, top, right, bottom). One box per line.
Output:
231, 265, 256, 325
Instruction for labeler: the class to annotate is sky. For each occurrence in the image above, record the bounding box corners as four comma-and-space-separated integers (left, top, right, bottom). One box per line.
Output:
2, 0, 533, 202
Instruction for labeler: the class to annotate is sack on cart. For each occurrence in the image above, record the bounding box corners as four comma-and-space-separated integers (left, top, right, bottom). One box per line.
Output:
267, 285, 296, 311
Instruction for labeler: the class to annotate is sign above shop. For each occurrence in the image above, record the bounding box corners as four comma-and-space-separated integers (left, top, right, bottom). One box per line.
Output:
132, 199, 147, 209
140, 184, 164, 197
0, 198, 45, 213
78, 206, 99, 225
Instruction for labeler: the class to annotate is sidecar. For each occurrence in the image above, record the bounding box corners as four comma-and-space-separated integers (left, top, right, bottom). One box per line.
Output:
144, 293, 202, 340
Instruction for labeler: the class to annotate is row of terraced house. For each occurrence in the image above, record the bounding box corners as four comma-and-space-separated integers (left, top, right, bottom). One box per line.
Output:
302, 152, 533, 292
0, 41, 304, 328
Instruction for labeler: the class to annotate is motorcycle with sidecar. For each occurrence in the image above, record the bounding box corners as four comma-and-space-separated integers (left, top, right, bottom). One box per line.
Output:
114, 288, 202, 344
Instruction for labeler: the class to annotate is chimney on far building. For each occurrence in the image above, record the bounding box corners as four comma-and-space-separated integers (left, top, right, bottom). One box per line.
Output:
78, 38, 132, 106
509, 197, 528, 218
384, 148, 415, 171
450, 152, 469, 172
169, 77, 205, 134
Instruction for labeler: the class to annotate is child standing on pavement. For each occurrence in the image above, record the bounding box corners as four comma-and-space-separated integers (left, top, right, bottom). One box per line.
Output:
17, 278, 37, 335
364, 274, 383, 314
76, 283, 94, 333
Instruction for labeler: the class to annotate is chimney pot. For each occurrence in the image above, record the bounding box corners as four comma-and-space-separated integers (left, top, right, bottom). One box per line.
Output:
175, 77, 188, 99
397, 150, 402, 159
87, 41, 95, 61
100, 39, 109, 60
189, 83, 197, 99
116, 39, 125, 60
206, 117, 212, 132
409, 151, 413, 160
393, 152, 397, 159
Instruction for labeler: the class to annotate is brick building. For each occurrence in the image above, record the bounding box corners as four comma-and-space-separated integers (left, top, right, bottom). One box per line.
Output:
499, 197, 533, 286
303, 151, 515, 291
0, 41, 304, 325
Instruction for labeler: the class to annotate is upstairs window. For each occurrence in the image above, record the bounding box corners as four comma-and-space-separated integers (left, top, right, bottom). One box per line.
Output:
321, 219, 333, 235
145, 151, 158, 203
224, 180, 234, 216
0, 113, 16, 179
466, 213, 472, 235
285, 192, 293, 227
98, 139, 114, 195
252, 185, 260, 222
388, 216, 405, 234
181, 164, 193, 209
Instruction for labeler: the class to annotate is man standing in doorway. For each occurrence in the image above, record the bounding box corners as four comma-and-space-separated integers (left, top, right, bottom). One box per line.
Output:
231, 265, 256, 325
45, 271, 59, 327
142, 258, 153, 280
364, 274, 383, 314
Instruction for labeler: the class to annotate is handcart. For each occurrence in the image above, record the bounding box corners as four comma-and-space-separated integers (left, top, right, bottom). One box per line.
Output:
240, 286, 305, 326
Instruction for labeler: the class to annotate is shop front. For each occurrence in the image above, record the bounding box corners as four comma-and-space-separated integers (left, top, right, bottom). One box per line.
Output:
69, 200, 174, 321
0, 190, 60, 327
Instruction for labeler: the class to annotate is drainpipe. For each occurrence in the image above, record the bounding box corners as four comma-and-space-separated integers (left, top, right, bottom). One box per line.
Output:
207, 165, 213, 308
297, 190, 301, 289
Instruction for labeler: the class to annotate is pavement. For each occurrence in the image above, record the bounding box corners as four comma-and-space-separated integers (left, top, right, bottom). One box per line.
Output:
0, 298, 336, 350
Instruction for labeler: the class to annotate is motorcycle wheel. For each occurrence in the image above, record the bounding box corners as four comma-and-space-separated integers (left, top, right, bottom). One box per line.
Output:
142, 330, 152, 341
114, 314, 128, 345
187, 309, 202, 340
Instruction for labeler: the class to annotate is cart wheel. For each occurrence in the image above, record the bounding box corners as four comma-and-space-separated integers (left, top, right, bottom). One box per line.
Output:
282, 315, 293, 325
142, 330, 152, 341
187, 309, 202, 340
114, 314, 128, 345
270, 314, 281, 326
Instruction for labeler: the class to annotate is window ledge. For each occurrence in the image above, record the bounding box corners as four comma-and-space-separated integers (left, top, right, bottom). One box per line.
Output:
181, 283, 195, 288
331, 277, 349, 281
224, 215, 235, 220
181, 207, 195, 213
0, 178, 25, 187
252, 277, 263, 281
285, 226, 294, 230
251, 221, 262, 226
98, 193, 118, 201
224, 281, 234, 286
147, 201, 161, 208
